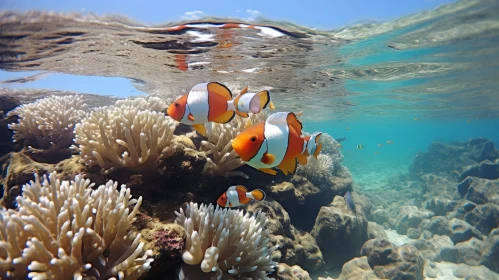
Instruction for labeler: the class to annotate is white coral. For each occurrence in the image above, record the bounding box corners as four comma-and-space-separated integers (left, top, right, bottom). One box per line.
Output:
175, 202, 278, 280
73, 106, 177, 174
7, 95, 88, 152
0, 172, 153, 279
115, 96, 168, 112
297, 154, 335, 186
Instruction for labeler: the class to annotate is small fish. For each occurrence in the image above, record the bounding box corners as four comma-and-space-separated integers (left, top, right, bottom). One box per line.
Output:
377, 144, 383, 147
336, 137, 347, 143
374, 151, 380, 155
344, 191, 356, 214
356, 144, 364, 149
386, 140, 394, 144
466, 120, 472, 124
336, 143, 343, 148
167, 82, 272, 136
232, 112, 322, 176
414, 118, 419, 121
217, 185, 266, 208
232, 86, 275, 118
346, 127, 351, 131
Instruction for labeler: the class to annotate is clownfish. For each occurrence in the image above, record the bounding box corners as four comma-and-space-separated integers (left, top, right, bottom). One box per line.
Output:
217, 185, 266, 208
232, 86, 275, 118
166, 82, 273, 136
231, 111, 323, 176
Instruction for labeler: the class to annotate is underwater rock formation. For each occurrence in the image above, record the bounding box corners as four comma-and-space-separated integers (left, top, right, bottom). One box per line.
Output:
360, 239, 424, 280
0, 95, 22, 158
276, 263, 311, 280
311, 195, 368, 270
0, 172, 153, 279
409, 138, 499, 180
246, 200, 324, 273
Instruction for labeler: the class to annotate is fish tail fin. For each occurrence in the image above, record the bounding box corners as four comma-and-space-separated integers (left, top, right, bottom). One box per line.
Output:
249, 90, 271, 114
306, 132, 323, 159
250, 189, 266, 201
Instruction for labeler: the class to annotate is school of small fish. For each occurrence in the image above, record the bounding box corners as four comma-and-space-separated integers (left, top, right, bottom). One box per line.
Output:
166, 81, 324, 207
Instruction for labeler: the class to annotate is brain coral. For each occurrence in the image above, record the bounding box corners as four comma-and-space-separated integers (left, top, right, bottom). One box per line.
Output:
0, 172, 153, 279
73, 105, 177, 174
7, 95, 88, 152
175, 202, 278, 280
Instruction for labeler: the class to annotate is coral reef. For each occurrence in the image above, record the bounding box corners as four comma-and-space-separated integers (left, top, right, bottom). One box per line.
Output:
74, 105, 177, 174
7, 95, 88, 154
175, 202, 278, 279
0, 172, 153, 279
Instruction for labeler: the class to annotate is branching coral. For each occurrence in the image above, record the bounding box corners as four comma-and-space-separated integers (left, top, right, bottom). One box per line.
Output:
201, 114, 266, 179
73, 105, 177, 174
7, 95, 88, 152
175, 202, 278, 280
0, 171, 153, 279
115, 96, 169, 112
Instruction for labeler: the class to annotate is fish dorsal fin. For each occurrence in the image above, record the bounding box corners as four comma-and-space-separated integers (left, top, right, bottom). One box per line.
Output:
239, 86, 249, 95
207, 82, 232, 101
236, 185, 248, 193
265, 112, 291, 126
286, 112, 303, 134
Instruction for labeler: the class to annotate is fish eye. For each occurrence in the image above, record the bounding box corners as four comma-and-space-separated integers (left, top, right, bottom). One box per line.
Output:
250, 136, 257, 142
174, 102, 180, 108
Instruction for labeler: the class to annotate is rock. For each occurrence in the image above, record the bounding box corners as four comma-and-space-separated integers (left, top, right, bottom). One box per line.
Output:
410, 235, 453, 262
421, 174, 460, 200
360, 239, 424, 280
311, 196, 368, 269
420, 230, 433, 239
458, 176, 499, 205
394, 205, 434, 234
410, 138, 499, 179
451, 262, 499, 280
423, 196, 457, 216
459, 160, 499, 182
371, 209, 389, 225
419, 216, 452, 236
0, 96, 22, 158
407, 228, 420, 239
246, 200, 324, 272
464, 203, 499, 235
276, 263, 311, 280
158, 136, 207, 179
335, 256, 381, 280
480, 227, 499, 273
448, 218, 484, 243
0, 151, 54, 208
441, 237, 484, 265
367, 222, 388, 240
447, 200, 476, 220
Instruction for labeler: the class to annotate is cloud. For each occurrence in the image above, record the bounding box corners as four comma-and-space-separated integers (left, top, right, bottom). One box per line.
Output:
181, 10, 206, 20
246, 9, 261, 21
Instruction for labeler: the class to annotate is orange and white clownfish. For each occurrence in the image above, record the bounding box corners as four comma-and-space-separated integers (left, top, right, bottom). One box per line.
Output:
166, 82, 273, 136
232, 86, 275, 118
216, 185, 266, 208
231, 112, 323, 175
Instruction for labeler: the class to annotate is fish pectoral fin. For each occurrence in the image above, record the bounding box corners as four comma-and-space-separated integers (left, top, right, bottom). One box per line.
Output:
297, 153, 308, 165
278, 158, 298, 175
207, 82, 233, 100
213, 110, 236, 123
239, 196, 252, 204
258, 168, 278, 175
269, 101, 276, 110
193, 124, 207, 136
228, 202, 233, 207
239, 86, 249, 95
261, 152, 275, 165
188, 113, 195, 121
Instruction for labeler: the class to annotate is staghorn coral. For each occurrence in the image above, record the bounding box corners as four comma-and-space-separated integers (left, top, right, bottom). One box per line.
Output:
7, 95, 88, 152
115, 96, 169, 112
175, 202, 278, 280
73, 106, 177, 174
200, 114, 266, 179
0, 171, 153, 279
